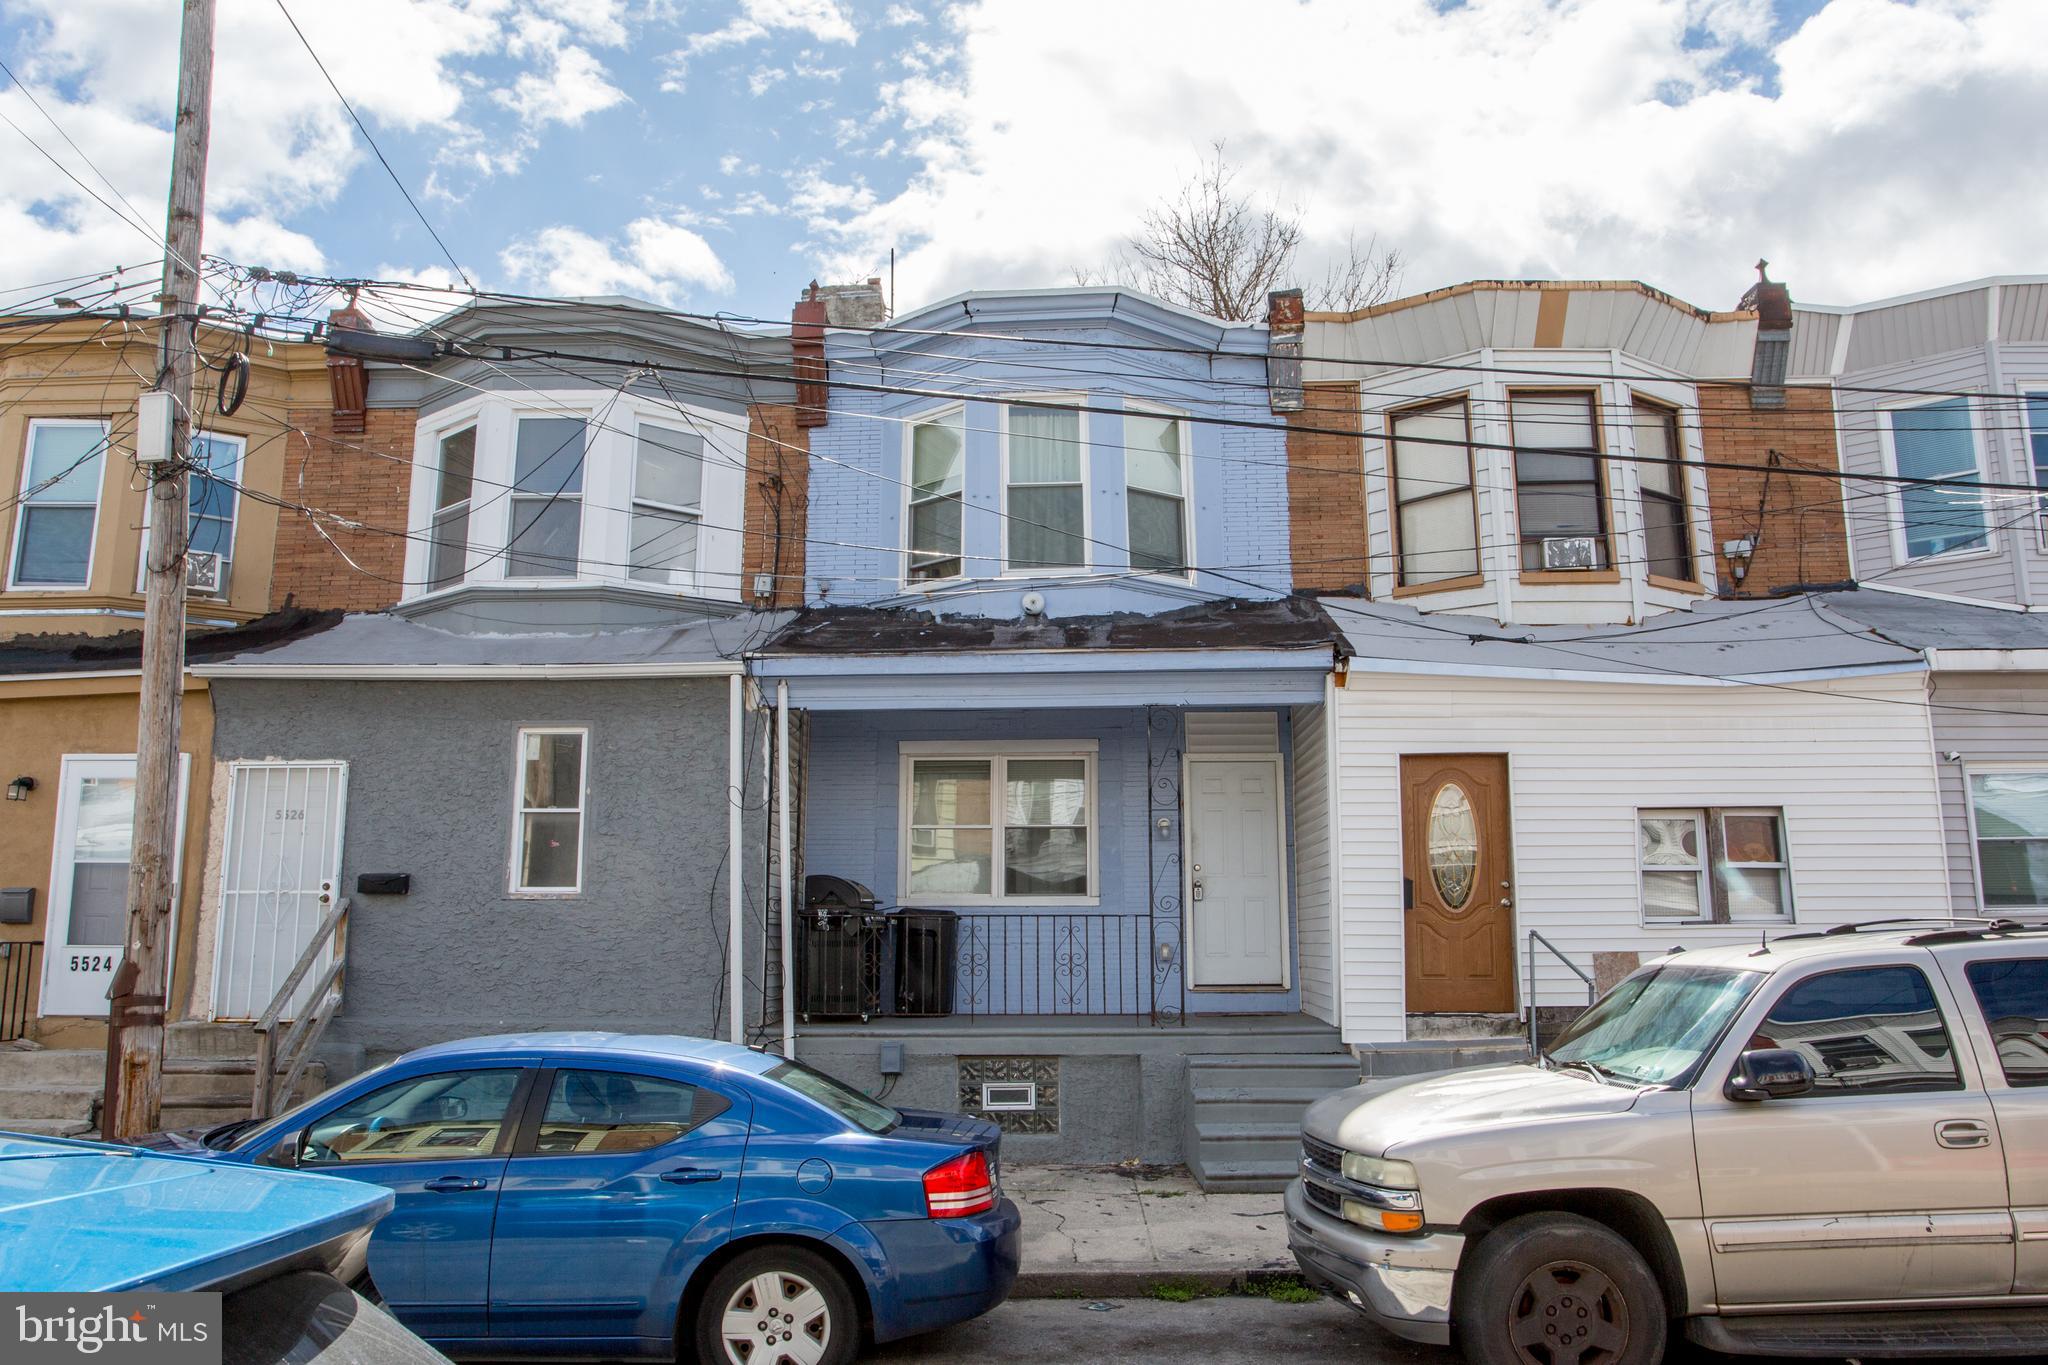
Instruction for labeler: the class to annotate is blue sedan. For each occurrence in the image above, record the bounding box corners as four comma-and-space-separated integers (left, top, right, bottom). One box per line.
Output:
148, 1033, 1021, 1363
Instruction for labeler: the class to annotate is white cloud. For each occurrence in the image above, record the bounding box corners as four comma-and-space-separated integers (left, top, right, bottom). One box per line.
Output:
748, 66, 790, 96
884, 4, 925, 26
494, 43, 631, 127
806, 0, 2048, 312
663, 0, 859, 89
499, 216, 734, 301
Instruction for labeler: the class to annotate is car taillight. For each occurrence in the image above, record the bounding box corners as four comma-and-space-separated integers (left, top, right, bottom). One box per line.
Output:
923, 1149, 995, 1218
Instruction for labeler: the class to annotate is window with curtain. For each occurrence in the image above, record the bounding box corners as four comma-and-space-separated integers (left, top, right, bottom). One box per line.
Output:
11, 419, 107, 587
507, 416, 586, 577
1511, 392, 1609, 571
1890, 397, 1988, 560
904, 749, 1094, 903
1390, 398, 1478, 587
514, 728, 586, 893
1125, 411, 1188, 573
1639, 807, 1792, 924
1005, 403, 1085, 571
428, 425, 475, 589
1971, 771, 2048, 908
186, 432, 241, 589
1631, 399, 1694, 582
629, 422, 703, 587
2027, 395, 2048, 532
907, 409, 964, 581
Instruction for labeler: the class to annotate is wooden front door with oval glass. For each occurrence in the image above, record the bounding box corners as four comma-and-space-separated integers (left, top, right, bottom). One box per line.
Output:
1401, 754, 1515, 1013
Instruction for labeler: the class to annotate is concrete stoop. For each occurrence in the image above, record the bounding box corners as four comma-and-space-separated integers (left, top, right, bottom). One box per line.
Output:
1183, 1052, 1361, 1192
0, 1024, 328, 1137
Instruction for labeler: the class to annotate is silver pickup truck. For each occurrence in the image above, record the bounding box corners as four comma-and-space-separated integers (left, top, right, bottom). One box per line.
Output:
1287, 920, 2048, 1364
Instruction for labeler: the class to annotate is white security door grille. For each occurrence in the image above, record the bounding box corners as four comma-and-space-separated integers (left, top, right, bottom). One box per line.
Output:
210, 762, 347, 1021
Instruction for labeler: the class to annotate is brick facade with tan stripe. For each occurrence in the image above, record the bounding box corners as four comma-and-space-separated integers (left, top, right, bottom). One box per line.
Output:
267, 406, 415, 612
1286, 380, 1369, 596
741, 402, 810, 608
1697, 383, 1851, 595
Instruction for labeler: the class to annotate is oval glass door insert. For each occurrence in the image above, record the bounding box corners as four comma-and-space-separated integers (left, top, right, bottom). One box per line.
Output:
1427, 783, 1479, 910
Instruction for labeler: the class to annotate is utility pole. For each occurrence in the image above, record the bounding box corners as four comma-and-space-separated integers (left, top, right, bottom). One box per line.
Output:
104, 0, 213, 1141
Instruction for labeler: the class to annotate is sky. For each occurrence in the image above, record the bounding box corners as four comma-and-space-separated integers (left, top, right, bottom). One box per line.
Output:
1, 0, 2043, 325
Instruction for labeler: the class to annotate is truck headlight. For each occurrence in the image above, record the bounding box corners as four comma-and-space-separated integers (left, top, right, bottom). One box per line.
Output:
1340, 1198, 1424, 1234
1340, 1153, 1418, 1189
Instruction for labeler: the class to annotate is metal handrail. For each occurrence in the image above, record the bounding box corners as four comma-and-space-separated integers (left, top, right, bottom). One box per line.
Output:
0, 942, 40, 1044
1525, 929, 1596, 1059
251, 899, 348, 1119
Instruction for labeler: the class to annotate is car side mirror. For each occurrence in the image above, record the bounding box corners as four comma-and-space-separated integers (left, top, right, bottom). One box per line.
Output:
257, 1131, 301, 1169
1725, 1048, 1816, 1103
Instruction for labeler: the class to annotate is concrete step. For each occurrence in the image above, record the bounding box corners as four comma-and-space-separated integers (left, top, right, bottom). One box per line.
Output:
1407, 1012, 1524, 1041
1190, 1122, 1306, 1168
165, 1022, 262, 1061
1186, 1053, 1360, 1079
1357, 1039, 1529, 1078
0, 1048, 106, 1086
0, 1083, 99, 1122
1184, 1158, 1298, 1192
1185, 1085, 1338, 1123
0, 1117, 97, 1138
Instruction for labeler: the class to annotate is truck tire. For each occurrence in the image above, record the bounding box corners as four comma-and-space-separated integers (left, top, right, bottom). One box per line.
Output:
693, 1245, 859, 1365
1455, 1212, 1666, 1365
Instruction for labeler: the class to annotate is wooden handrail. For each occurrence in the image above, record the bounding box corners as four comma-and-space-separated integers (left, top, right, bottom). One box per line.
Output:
250, 899, 348, 1120
256, 899, 348, 1032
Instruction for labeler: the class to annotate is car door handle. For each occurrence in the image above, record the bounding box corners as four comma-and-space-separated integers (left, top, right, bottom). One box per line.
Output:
1936, 1119, 1992, 1150
660, 1167, 722, 1184
423, 1175, 489, 1192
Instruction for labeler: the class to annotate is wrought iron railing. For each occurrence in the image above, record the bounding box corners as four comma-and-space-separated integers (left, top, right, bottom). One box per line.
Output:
0, 942, 39, 1043
794, 909, 1162, 1024
1525, 929, 1596, 1058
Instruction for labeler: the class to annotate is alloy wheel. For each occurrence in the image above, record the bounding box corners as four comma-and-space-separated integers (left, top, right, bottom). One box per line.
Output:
1503, 1258, 1630, 1365
719, 1269, 833, 1365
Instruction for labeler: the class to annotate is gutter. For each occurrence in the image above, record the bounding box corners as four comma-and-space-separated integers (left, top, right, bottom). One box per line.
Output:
1926, 649, 2048, 673
187, 661, 745, 680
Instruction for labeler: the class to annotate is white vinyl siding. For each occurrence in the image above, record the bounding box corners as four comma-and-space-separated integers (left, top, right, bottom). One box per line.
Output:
1932, 674, 2048, 914
1290, 701, 1336, 1025
1328, 670, 1949, 1046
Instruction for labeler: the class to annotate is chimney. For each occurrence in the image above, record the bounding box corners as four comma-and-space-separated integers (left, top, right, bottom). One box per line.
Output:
325, 303, 372, 435
792, 288, 828, 429
1266, 288, 1305, 413
1740, 260, 1792, 411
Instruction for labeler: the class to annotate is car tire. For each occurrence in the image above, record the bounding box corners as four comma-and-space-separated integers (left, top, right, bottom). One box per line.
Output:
1454, 1213, 1666, 1365
693, 1245, 859, 1365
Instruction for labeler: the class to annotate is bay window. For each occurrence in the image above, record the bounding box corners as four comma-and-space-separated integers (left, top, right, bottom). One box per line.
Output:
902, 744, 1097, 904
1631, 398, 1695, 582
1005, 403, 1085, 571
1639, 807, 1792, 924
1511, 391, 1610, 572
1888, 396, 1988, 560
629, 422, 703, 587
507, 416, 586, 578
429, 425, 475, 589
1389, 397, 1479, 588
10, 418, 107, 588
1126, 410, 1189, 573
1971, 770, 2048, 909
907, 408, 964, 582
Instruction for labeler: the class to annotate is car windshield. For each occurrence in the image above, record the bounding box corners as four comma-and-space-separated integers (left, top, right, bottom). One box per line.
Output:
1546, 964, 1762, 1087
765, 1060, 900, 1134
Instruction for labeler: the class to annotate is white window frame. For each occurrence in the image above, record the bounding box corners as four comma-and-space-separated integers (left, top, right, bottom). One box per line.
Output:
135, 429, 244, 597
898, 739, 1100, 907
1962, 762, 2048, 913
9, 417, 109, 592
999, 397, 1091, 577
1880, 393, 1996, 566
505, 410, 590, 581
1122, 400, 1195, 579
510, 726, 589, 896
627, 417, 705, 592
1636, 806, 1794, 926
900, 404, 968, 589
428, 422, 478, 591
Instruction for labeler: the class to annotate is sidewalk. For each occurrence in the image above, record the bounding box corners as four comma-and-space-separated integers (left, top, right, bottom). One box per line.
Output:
1004, 1163, 1296, 1297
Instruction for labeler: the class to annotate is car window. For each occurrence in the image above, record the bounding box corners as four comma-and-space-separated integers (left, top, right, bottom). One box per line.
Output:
301, 1069, 524, 1164
1748, 965, 1962, 1095
1964, 957, 2048, 1088
528, 1069, 728, 1155
764, 1060, 899, 1134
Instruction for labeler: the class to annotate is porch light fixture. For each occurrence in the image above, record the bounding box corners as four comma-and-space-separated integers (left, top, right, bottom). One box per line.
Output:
6, 776, 35, 802
1155, 816, 1172, 838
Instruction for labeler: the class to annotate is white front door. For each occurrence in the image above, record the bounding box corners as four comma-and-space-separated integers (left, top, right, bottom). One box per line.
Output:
1185, 756, 1288, 989
39, 754, 190, 1018
209, 761, 348, 1021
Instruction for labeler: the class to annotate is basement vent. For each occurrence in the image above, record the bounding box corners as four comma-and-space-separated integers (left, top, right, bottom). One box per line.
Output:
960, 1057, 1059, 1134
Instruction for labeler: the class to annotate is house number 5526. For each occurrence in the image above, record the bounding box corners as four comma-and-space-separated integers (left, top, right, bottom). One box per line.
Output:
272, 808, 306, 820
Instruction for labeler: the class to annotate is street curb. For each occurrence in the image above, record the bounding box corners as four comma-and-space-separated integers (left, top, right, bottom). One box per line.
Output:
1011, 1266, 1296, 1300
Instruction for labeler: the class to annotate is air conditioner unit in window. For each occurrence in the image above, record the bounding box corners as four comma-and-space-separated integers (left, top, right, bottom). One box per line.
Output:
1540, 536, 1598, 571
185, 550, 224, 595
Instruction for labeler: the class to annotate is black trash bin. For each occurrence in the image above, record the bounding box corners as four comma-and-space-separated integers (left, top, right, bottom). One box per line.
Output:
891, 909, 958, 1017
797, 877, 885, 1022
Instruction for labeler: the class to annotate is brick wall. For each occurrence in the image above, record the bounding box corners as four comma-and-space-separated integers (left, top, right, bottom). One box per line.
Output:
269, 407, 415, 612
1698, 383, 1850, 595
1287, 381, 1369, 595
741, 403, 810, 607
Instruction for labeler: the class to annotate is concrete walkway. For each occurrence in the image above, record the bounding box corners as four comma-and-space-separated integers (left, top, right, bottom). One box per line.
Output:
1005, 1163, 1295, 1296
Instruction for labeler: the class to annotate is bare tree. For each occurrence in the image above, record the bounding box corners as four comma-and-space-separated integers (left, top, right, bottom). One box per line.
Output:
1075, 143, 1401, 321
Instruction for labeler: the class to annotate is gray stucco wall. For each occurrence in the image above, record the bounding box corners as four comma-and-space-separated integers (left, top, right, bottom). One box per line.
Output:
209, 677, 769, 1075
1931, 671, 2048, 913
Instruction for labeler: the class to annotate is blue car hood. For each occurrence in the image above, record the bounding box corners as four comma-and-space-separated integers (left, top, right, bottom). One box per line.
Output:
0, 1131, 393, 1292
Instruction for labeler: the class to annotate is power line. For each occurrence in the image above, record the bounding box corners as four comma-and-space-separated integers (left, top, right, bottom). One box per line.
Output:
269, 0, 474, 292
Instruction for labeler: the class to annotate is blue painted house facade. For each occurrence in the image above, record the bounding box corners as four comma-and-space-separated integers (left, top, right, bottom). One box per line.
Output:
757, 288, 1349, 1165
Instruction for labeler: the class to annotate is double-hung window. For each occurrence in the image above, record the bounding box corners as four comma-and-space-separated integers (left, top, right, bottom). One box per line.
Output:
1631, 399, 1695, 583
1125, 410, 1189, 573
629, 422, 703, 587
507, 416, 586, 578
903, 745, 1096, 903
2028, 393, 2048, 543
1005, 403, 1085, 571
429, 425, 476, 590
1970, 770, 2048, 909
10, 419, 107, 588
906, 408, 964, 582
1389, 397, 1479, 588
186, 432, 241, 592
1510, 392, 1609, 572
513, 728, 586, 894
1888, 396, 1988, 560
1639, 807, 1792, 924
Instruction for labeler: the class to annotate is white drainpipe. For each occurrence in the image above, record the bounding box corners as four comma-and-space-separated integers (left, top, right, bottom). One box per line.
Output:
777, 680, 795, 1059
728, 673, 745, 1046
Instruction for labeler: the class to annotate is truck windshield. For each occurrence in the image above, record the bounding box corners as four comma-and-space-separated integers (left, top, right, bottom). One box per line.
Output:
1545, 964, 1762, 1087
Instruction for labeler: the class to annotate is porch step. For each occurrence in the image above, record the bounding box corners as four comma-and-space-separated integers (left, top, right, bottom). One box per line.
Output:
1184, 1049, 1361, 1194
0, 1083, 101, 1122
0, 1118, 97, 1139
0, 1046, 105, 1087
0, 1044, 326, 1136
1358, 1038, 1529, 1078
1407, 1012, 1524, 1042
1185, 1159, 1306, 1192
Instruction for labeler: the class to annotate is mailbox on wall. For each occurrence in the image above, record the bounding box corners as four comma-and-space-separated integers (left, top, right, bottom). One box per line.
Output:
0, 888, 33, 925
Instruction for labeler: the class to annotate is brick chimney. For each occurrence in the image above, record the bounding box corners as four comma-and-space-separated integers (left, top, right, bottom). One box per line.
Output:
325, 303, 372, 434
1739, 260, 1792, 411
1266, 288, 1305, 413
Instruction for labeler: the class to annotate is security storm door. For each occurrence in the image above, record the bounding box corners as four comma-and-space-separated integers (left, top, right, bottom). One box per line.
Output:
1401, 754, 1515, 1013
39, 755, 190, 1019
1185, 757, 1288, 989
210, 761, 347, 1021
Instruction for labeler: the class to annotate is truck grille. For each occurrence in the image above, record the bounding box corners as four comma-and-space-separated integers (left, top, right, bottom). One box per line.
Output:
1301, 1134, 1345, 1176
1303, 1179, 1342, 1216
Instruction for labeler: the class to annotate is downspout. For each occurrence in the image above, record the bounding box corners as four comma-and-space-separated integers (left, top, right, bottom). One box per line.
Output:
1323, 667, 1347, 1045
728, 673, 745, 1045
777, 680, 795, 1059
